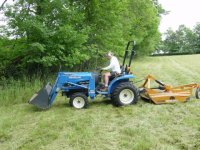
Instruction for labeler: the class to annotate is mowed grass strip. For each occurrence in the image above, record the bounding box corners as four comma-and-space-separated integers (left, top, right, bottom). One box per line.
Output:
1, 54, 200, 150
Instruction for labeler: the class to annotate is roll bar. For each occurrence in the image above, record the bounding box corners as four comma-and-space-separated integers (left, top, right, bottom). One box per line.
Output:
122, 41, 136, 72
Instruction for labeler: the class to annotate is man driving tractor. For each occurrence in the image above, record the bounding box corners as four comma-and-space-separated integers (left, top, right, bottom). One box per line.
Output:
101, 51, 121, 91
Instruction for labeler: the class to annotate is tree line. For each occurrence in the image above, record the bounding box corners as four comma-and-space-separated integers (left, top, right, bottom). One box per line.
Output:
0, 0, 163, 78
158, 23, 200, 54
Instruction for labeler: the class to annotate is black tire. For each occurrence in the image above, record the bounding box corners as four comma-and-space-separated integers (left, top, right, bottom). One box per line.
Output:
195, 88, 200, 99
111, 82, 138, 106
139, 88, 152, 103
69, 92, 88, 109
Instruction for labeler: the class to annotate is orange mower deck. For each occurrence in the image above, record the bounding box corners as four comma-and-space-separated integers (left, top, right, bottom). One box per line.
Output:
139, 75, 200, 104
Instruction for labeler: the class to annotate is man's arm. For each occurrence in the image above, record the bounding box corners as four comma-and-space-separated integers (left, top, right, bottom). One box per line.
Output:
102, 64, 112, 70
102, 59, 114, 70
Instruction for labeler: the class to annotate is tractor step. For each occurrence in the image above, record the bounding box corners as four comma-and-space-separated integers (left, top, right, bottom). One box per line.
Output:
29, 83, 52, 109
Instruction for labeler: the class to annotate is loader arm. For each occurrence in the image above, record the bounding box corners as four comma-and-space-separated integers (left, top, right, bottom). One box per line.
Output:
29, 72, 95, 109
46, 73, 91, 106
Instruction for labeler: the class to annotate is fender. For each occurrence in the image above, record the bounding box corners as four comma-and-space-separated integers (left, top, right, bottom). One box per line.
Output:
108, 74, 136, 94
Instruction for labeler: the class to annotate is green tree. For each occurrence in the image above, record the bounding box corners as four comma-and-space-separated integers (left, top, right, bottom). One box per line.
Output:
162, 25, 196, 54
1, 0, 162, 77
125, 0, 161, 55
175, 25, 195, 53
162, 28, 179, 53
3, 0, 91, 74
193, 23, 200, 53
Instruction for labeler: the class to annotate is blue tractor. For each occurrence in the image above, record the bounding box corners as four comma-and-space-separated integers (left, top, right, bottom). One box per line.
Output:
29, 41, 138, 109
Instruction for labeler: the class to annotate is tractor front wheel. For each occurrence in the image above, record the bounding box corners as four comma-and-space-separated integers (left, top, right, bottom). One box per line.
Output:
112, 82, 138, 106
70, 93, 88, 109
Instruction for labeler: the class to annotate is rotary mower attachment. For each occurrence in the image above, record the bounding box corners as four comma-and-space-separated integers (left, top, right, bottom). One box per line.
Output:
139, 75, 200, 104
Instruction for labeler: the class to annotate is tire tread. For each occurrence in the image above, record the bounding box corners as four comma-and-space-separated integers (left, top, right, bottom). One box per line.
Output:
69, 92, 88, 109
111, 82, 138, 106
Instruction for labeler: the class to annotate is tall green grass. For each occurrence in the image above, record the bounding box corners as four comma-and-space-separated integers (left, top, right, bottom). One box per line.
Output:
0, 78, 43, 106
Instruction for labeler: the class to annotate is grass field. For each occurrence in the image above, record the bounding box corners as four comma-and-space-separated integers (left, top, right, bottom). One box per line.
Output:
1, 55, 200, 150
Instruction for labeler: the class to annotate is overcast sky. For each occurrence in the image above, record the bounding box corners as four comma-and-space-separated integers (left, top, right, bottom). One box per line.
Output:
159, 0, 200, 33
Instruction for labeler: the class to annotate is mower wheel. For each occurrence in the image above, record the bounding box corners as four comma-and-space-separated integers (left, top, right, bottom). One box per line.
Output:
195, 88, 200, 99
70, 92, 88, 109
112, 82, 138, 106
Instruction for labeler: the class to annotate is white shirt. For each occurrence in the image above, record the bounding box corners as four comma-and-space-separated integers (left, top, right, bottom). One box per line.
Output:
103, 56, 121, 74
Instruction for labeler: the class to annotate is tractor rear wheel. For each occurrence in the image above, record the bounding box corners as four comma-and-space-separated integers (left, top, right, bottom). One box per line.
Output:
195, 88, 200, 99
111, 82, 138, 106
70, 92, 88, 109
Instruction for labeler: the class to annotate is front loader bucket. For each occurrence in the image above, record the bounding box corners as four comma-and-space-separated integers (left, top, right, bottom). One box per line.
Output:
29, 83, 52, 109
